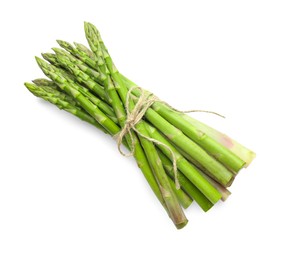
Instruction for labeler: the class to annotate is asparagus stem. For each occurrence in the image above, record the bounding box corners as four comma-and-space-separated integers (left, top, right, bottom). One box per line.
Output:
157, 149, 213, 211
177, 148, 231, 201
121, 74, 255, 168
180, 114, 256, 167
173, 146, 232, 200
199, 173, 231, 202
148, 109, 233, 186
138, 126, 188, 228
168, 177, 193, 209
143, 122, 221, 204
149, 102, 245, 172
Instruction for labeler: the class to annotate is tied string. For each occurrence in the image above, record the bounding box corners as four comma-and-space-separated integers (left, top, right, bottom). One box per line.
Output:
115, 86, 180, 189
114, 86, 225, 190
169, 109, 225, 118
158, 101, 226, 119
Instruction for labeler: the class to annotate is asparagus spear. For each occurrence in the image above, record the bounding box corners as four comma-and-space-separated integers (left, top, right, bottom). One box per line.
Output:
85, 22, 188, 228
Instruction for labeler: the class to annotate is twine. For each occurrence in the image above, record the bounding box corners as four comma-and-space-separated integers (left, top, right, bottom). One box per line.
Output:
167, 108, 225, 119
115, 86, 225, 190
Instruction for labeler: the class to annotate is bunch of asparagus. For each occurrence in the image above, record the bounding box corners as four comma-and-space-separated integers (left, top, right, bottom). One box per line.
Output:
25, 22, 255, 229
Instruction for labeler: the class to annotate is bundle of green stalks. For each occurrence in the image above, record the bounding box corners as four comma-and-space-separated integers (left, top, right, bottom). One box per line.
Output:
25, 22, 255, 229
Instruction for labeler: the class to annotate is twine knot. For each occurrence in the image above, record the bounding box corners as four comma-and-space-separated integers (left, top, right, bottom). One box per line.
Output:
115, 86, 180, 189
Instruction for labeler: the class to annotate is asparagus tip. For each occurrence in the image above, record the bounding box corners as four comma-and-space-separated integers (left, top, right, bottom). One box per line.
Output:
35, 56, 42, 64
35, 56, 49, 69
24, 82, 36, 92
56, 39, 63, 45
41, 53, 47, 59
83, 21, 89, 29
51, 47, 62, 54
32, 78, 52, 87
32, 79, 40, 85
41, 52, 50, 59
84, 22, 94, 36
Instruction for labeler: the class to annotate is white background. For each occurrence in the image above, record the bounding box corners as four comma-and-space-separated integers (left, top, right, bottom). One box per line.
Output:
1, 0, 282, 259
